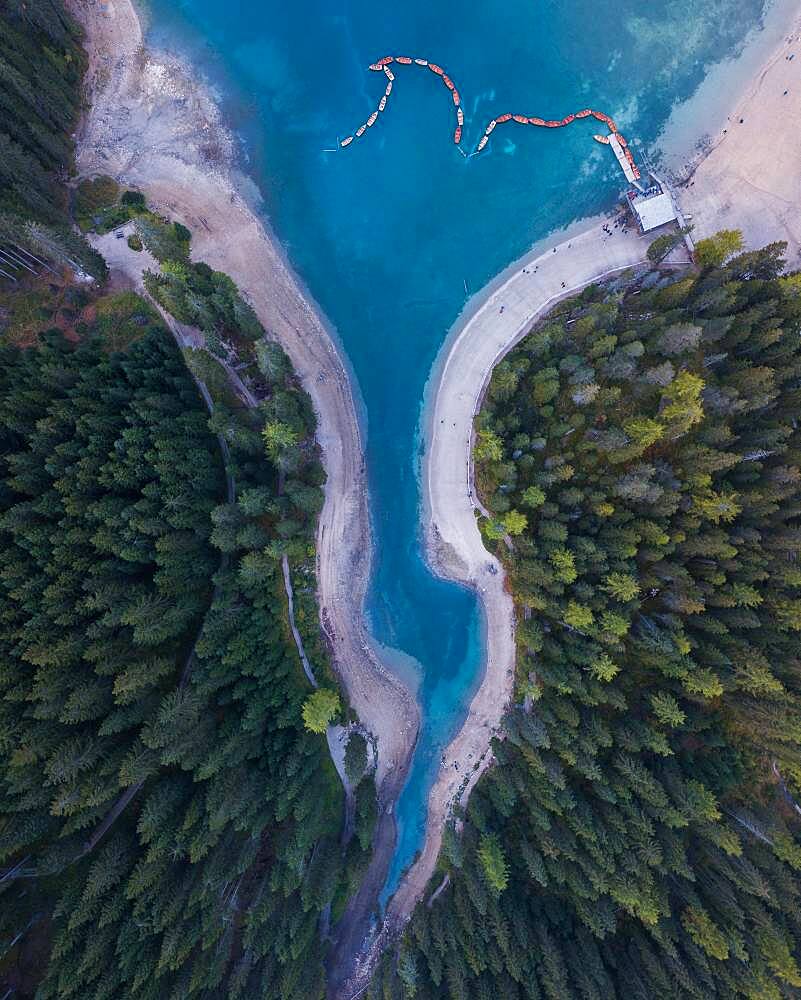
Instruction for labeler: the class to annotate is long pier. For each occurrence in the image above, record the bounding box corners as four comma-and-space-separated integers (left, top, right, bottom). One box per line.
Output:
609, 133, 641, 184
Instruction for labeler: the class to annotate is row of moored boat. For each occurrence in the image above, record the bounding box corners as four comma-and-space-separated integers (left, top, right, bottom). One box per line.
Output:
340, 55, 464, 149
339, 55, 641, 178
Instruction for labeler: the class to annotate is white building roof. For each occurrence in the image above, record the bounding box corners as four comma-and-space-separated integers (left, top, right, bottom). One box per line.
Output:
632, 192, 677, 232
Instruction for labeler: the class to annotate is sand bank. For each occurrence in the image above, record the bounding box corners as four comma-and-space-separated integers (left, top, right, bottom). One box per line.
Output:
67, 0, 418, 792
675, 8, 801, 258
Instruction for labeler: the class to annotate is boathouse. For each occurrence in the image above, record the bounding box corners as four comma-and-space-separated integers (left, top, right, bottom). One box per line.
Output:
626, 182, 678, 234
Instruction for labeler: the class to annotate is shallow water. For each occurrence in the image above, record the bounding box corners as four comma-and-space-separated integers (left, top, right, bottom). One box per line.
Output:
145, 0, 770, 904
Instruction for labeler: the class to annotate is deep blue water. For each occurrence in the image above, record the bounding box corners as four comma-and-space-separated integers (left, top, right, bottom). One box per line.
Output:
145, 0, 767, 904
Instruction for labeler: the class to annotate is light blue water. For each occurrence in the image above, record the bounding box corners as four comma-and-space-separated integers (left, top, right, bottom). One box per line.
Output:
145, 0, 767, 904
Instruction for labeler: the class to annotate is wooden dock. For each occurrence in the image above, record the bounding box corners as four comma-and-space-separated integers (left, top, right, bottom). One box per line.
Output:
609, 134, 639, 184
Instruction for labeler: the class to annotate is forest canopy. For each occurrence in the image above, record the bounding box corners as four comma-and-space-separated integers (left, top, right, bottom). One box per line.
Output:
0, 0, 105, 298
0, 317, 361, 998
0, 0, 85, 226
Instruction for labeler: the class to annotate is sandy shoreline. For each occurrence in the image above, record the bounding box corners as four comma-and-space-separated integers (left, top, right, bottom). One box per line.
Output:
676, 8, 801, 257
68, 4, 421, 989
66, 0, 417, 807
400, 216, 654, 926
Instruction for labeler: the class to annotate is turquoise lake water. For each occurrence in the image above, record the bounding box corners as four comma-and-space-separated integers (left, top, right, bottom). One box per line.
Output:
145, 0, 768, 905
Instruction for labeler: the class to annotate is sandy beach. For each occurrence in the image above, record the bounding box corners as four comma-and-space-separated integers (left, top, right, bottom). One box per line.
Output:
395, 216, 654, 926
678, 9, 801, 258
67, 0, 418, 792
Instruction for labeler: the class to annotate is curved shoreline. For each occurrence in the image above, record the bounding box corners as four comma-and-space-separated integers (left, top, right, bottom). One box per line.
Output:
68, 2, 418, 990
382, 216, 653, 925
67, 0, 418, 809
